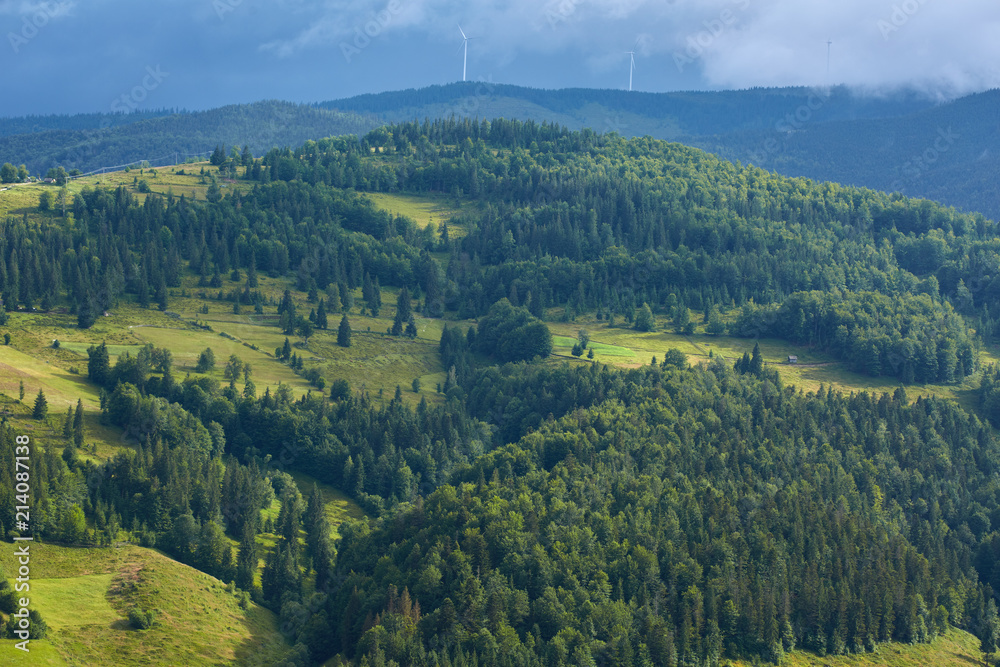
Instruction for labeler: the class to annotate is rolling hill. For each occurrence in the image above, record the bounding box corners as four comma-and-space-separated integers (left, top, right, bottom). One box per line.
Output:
2, 83, 997, 217
0, 101, 378, 177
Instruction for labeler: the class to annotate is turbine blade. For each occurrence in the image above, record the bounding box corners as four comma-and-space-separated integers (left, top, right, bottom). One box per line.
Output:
459, 25, 467, 40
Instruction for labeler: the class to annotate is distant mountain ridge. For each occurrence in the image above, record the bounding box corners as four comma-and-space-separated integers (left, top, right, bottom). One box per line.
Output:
1, 83, 996, 218
0, 109, 176, 138
320, 82, 941, 137
694, 88, 1000, 220
0, 101, 379, 176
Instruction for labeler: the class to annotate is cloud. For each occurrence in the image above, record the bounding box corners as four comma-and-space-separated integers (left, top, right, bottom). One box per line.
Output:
259, 0, 1000, 95
0, 0, 74, 17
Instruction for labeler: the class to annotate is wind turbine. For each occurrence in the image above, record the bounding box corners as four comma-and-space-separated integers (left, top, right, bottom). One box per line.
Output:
625, 40, 639, 91
458, 25, 474, 82
826, 40, 833, 85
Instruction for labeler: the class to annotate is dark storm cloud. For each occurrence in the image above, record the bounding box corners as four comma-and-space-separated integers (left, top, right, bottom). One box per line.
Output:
0, 0, 996, 116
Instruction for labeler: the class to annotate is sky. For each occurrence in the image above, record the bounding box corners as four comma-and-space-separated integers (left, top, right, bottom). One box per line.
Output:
1, 0, 998, 117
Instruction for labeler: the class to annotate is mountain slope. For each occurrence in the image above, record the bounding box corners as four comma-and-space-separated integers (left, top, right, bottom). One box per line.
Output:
693, 88, 1000, 218
320, 82, 939, 137
0, 101, 379, 176
320, 82, 999, 218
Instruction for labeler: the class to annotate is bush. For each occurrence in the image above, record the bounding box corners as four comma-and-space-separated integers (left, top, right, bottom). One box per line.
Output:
195, 348, 216, 372
0, 588, 17, 614
4, 609, 46, 639
329, 378, 351, 401
128, 607, 155, 630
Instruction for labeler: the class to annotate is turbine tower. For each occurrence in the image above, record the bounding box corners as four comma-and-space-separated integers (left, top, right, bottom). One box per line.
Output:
826, 40, 833, 85
625, 39, 639, 91
458, 25, 473, 82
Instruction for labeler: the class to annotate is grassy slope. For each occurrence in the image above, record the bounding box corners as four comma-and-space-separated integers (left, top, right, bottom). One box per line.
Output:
0, 543, 292, 666
738, 627, 982, 666
364, 191, 468, 238
546, 314, 999, 410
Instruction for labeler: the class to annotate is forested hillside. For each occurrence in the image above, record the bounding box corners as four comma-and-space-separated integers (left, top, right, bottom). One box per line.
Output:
0, 101, 377, 177
4, 120, 1000, 665
0, 108, 174, 138
5, 83, 997, 218
696, 89, 1000, 220
321, 82, 998, 218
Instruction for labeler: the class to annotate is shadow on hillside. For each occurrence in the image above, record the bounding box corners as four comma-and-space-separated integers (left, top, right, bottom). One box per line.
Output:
231, 609, 293, 666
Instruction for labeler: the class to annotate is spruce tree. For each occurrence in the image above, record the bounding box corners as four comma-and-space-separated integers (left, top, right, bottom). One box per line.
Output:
77, 296, 96, 329
62, 406, 73, 439
337, 315, 352, 348
32, 388, 47, 420
982, 599, 999, 667
87, 342, 110, 386
156, 275, 168, 311
73, 399, 85, 448
750, 342, 764, 375
392, 287, 412, 335
316, 298, 328, 330
235, 526, 258, 593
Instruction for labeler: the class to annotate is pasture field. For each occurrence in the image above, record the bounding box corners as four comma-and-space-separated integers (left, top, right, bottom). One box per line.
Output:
0, 544, 292, 666
546, 316, 995, 406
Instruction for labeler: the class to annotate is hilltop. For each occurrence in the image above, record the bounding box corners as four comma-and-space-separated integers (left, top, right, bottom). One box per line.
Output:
3, 83, 998, 218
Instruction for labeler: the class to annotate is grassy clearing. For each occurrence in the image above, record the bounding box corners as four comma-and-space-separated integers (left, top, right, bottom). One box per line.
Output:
236, 468, 366, 587
1, 543, 292, 666
29, 574, 120, 629
0, 162, 252, 219
0, 343, 101, 412
546, 317, 994, 405
729, 627, 981, 666
287, 469, 366, 539
552, 335, 636, 360
131, 325, 315, 396
0, 639, 67, 665
364, 191, 467, 238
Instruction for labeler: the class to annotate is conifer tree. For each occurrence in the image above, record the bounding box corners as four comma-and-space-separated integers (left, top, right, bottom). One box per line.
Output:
87, 342, 111, 385
982, 599, 999, 667
32, 388, 47, 420
236, 525, 258, 593
337, 315, 352, 348
750, 341, 764, 375
392, 287, 412, 335
316, 298, 328, 330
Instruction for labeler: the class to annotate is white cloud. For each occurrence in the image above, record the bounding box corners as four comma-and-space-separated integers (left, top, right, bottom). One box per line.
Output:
0, 1, 74, 17
260, 0, 1000, 94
